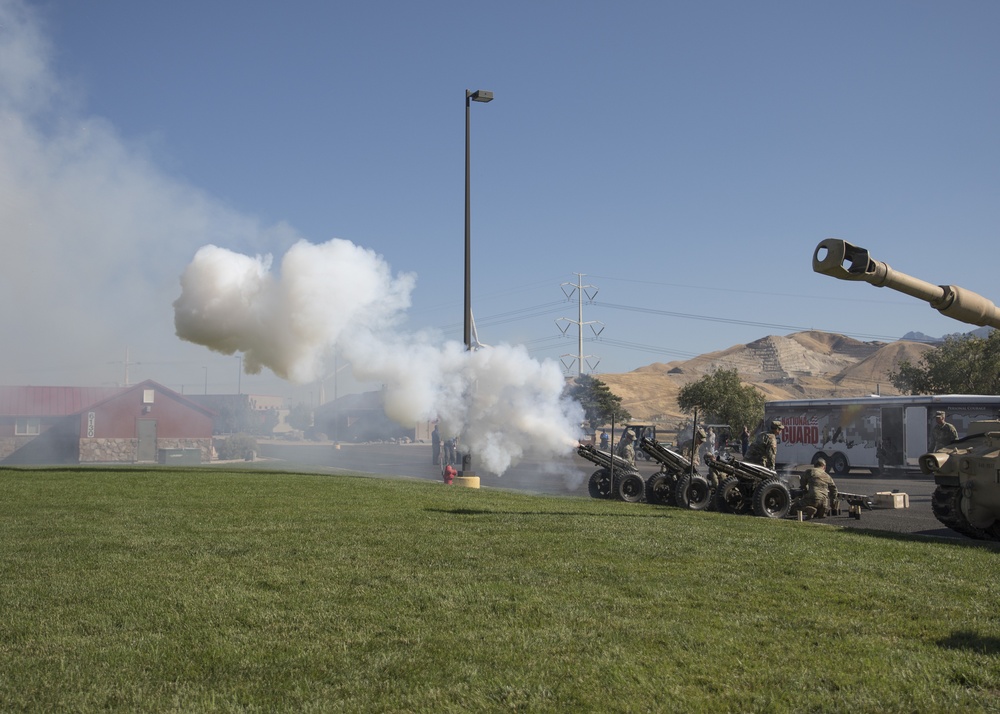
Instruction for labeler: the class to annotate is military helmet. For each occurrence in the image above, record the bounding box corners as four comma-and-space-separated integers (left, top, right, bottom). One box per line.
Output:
770, 420, 784, 431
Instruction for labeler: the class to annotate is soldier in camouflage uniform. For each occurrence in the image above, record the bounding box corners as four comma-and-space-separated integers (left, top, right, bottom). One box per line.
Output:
684, 428, 707, 469
616, 430, 636, 468
791, 456, 839, 519
745, 420, 783, 469
930, 411, 958, 451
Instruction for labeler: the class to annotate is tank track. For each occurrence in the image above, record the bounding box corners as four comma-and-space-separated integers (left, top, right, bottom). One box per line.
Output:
931, 485, 1000, 542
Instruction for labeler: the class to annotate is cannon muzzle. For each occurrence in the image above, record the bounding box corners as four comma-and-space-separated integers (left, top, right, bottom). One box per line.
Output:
813, 239, 1000, 330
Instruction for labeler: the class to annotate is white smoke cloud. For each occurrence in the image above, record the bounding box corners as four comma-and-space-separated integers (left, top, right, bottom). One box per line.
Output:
0, 0, 288, 386
0, 0, 585, 473
174, 241, 584, 475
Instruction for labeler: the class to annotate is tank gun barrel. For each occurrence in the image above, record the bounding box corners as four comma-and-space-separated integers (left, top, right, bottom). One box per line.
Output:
813, 239, 1000, 330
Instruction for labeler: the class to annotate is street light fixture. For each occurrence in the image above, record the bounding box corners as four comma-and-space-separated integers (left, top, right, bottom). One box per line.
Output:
460, 88, 493, 488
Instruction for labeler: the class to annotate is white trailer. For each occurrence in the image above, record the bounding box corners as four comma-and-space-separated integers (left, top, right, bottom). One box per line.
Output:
764, 395, 1000, 476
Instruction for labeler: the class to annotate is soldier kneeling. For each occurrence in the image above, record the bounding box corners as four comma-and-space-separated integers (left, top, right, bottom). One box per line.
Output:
791, 456, 838, 520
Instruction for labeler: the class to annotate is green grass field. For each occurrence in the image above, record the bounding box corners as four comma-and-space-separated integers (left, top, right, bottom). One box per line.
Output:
1, 467, 999, 712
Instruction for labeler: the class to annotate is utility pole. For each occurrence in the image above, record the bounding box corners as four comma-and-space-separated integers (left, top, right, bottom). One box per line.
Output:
556, 273, 604, 376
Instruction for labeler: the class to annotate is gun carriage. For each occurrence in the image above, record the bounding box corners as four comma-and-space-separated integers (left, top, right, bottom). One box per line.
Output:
576, 444, 646, 503
638, 437, 713, 510
706, 457, 792, 518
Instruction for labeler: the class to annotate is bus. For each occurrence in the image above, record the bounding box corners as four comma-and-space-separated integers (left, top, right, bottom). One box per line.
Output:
764, 395, 1000, 475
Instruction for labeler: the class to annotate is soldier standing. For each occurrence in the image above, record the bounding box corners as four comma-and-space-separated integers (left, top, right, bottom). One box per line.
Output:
616, 430, 636, 467
930, 411, 958, 450
745, 420, 783, 469
681, 428, 707, 471
791, 456, 838, 519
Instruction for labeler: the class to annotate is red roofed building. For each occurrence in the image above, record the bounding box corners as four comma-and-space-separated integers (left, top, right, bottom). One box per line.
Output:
0, 380, 215, 464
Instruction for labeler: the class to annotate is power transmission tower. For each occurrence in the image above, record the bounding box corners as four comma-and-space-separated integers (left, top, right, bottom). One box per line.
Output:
556, 273, 604, 376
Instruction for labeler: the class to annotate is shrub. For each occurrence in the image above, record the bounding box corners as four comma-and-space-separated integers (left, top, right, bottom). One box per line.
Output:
216, 433, 258, 460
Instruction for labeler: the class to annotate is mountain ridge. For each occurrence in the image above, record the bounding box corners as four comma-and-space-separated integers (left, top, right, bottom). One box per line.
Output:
597, 330, 935, 428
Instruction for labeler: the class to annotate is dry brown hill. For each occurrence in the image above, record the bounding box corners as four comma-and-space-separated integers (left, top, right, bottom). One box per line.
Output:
598, 330, 934, 429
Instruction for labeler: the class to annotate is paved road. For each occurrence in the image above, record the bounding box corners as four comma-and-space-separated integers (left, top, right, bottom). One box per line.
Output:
257, 441, 969, 541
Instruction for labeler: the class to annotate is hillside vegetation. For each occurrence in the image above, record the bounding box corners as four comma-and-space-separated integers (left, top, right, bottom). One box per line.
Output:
599, 330, 934, 427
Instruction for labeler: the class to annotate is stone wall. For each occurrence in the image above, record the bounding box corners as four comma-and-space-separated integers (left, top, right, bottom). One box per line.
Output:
0, 437, 26, 461
78, 437, 213, 463
79, 438, 137, 463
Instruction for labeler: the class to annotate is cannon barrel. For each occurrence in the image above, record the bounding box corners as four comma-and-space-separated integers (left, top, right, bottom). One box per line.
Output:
639, 437, 692, 473
709, 456, 777, 481
576, 444, 638, 474
813, 239, 1000, 330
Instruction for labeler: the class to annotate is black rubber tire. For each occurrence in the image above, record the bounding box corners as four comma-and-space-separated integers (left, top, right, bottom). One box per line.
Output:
645, 473, 675, 506
829, 452, 850, 476
675, 474, 713, 511
715, 476, 750, 514
617, 473, 645, 503
588, 469, 612, 499
752, 479, 792, 519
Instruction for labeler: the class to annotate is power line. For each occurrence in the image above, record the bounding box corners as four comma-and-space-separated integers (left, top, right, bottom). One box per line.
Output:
593, 301, 901, 342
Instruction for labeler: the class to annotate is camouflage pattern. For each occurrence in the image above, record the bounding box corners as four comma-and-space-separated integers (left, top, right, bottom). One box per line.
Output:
745, 432, 778, 469
799, 466, 838, 506
931, 420, 958, 450
616, 437, 636, 467
791, 466, 838, 517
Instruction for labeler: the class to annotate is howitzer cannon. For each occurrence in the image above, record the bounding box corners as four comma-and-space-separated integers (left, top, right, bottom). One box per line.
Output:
576, 444, 645, 503
638, 437, 713, 510
813, 238, 1000, 541
708, 456, 792, 519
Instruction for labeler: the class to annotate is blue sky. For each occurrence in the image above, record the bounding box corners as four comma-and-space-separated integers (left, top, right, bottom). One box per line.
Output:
3, 0, 999, 402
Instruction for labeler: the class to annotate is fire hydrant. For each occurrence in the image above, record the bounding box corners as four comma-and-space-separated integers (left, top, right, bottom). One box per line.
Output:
443, 464, 456, 485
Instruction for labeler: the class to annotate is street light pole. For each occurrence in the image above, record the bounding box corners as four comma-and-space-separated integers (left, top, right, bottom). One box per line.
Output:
465, 89, 493, 352
461, 88, 493, 488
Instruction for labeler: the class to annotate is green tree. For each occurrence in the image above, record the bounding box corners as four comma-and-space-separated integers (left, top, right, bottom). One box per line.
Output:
287, 403, 314, 431
566, 375, 631, 429
891, 331, 1000, 394
677, 368, 765, 432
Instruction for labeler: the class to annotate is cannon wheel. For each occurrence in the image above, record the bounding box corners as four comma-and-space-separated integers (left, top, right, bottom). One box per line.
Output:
645, 473, 675, 506
617, 473, 645, 503
715, 476, 750, 514
588, 469, 613, 499
675, 474, 713, 511
752, 479, 791, 519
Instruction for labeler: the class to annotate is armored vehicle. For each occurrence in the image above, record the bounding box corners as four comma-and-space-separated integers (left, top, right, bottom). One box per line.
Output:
813, 238, 1000, 541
